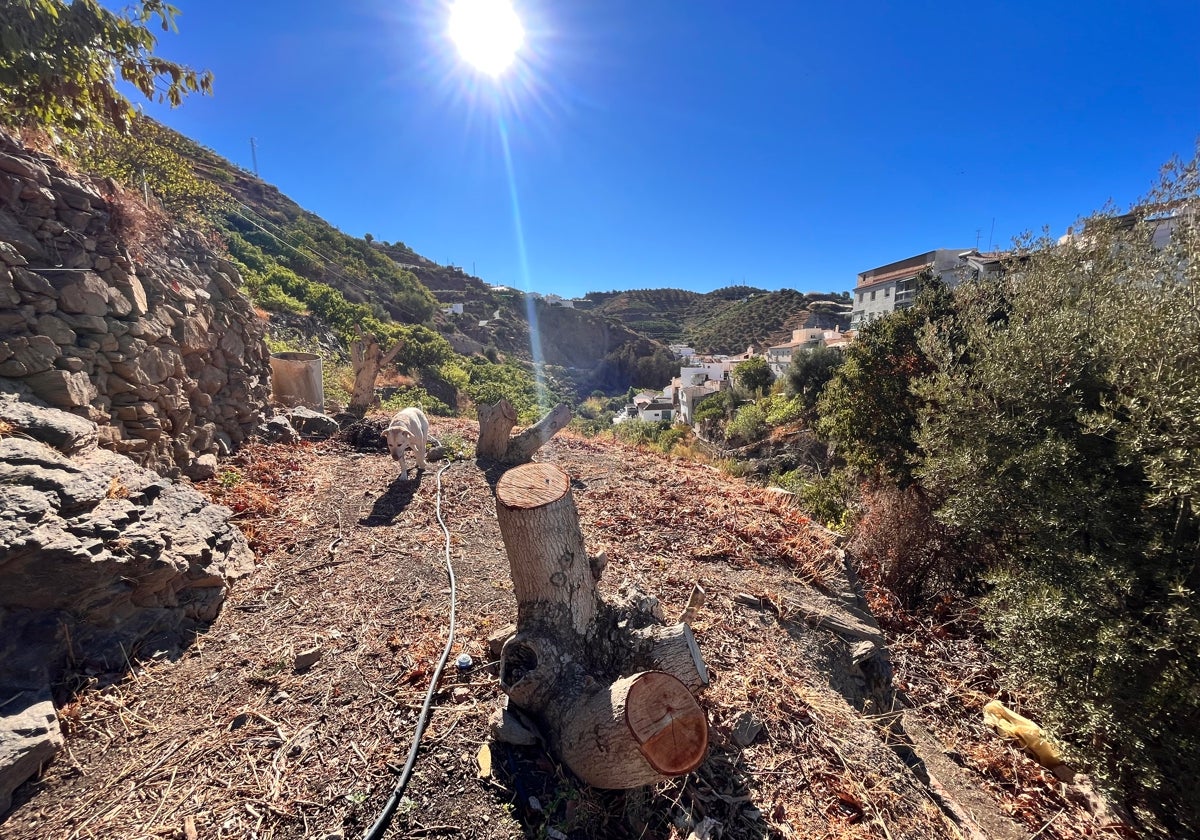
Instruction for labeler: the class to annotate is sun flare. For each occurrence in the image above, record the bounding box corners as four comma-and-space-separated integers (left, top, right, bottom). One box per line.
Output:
448, 0, 525, 77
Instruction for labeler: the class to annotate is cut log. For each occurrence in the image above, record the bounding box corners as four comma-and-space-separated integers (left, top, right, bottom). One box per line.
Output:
630, 623, 709, 691
493, 462, 710, 789
557, 672, 708, 788
476, 399, 571, 463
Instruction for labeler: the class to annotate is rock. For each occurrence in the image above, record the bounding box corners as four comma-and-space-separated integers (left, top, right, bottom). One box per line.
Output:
0, 241, 29, 268
34, 314, 76, 346
288, 406, 340, 440
0, 394, 97, 455
184, 453, 218, 481
0, 152, 49, 184
488, 700, 540, 746
257, 415, 299, 444
50, 271, 109, 317
0, 334, 57, 377
0, 211, 44, 260
730, 710, 764, 747
0, 688, 62, 816
488, 623, 517, 661
22, 369, 97, 409
294, 647, 323, 673
0, 402, 254, 700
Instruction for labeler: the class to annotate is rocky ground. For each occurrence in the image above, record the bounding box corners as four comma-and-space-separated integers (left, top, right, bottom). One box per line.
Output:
1, 420, 1129, 840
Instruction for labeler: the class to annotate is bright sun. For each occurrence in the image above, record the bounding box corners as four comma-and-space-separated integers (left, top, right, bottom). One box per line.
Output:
448, 0, 525, 77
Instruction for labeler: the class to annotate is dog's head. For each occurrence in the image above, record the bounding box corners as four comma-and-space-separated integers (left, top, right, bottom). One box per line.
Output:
383, 425, 415, 461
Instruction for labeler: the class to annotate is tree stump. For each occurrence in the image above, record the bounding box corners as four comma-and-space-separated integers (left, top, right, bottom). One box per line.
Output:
348, 326, 403, 417
477, 399, 571, 464
494, 463, 709, 788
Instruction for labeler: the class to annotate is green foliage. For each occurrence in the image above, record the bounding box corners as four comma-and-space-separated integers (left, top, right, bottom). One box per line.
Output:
772, 468, 853, 531
726, 402, 766, 445
909, 163, 1200, 833
611, 419, 687, 454
817, 271, 953, 485
379, 387, 451, 417
463, 358, 554, 424
64, 117, 229, 220
692, 393, 726, 424
253, 282, 306, 315
786, 344, 844, 421
733, 356, 774, 395
761, 392, 805, 427
0, 0, 212, 131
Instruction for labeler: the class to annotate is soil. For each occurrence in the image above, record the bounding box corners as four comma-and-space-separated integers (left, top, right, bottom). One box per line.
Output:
1, 420, 1130, 840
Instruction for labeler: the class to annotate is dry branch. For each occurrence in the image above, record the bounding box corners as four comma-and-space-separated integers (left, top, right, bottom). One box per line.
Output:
476, 399, 571, 464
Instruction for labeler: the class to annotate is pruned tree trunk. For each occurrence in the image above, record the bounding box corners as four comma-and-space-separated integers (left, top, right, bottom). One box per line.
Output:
477, 399, 571, 463
476, 398, 517, 460
348, 326, 403, 418
494, 463, 709, 788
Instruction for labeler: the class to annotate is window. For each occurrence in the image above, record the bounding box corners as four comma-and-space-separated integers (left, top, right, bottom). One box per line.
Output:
871, 290, 876, 301
885, 286, 891, 297
857, 292, 863, 302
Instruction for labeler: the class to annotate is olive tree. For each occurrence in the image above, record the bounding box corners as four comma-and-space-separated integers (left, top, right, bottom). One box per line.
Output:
914, 156, 1200, 835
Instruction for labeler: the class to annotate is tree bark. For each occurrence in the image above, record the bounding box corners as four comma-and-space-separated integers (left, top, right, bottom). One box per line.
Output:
476, 398, 517, 460
494, 463, 709, 788
504, 403, 571, 464
348, 326, 403, 418
476, 400, 571, 463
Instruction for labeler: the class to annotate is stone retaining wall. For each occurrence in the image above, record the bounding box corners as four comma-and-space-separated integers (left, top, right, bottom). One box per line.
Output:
0, 130, 270, 477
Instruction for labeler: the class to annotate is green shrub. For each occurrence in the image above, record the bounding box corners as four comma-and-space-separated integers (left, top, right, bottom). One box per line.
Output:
726, 402, 766, 445
380, 387, 452, 417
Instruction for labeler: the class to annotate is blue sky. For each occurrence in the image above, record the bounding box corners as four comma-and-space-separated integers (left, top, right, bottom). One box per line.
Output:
130, 0, 1200, 299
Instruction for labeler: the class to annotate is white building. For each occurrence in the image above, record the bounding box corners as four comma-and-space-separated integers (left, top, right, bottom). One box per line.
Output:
679, 379, 723, 425
850, 248, 968, 329
441, 303, 464, 316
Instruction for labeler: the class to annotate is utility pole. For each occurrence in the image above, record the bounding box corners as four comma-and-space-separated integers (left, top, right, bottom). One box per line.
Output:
250, 137, 259, 177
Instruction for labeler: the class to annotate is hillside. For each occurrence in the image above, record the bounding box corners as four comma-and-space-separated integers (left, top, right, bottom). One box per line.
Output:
0, 424, 1116, 840
69, 118, 674, 398
584, 286, 852, 355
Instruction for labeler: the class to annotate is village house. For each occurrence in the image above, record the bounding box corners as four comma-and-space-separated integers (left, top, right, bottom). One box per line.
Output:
850, 248, 968, 328
678, 378, 723, 425
764, 328, 849, 376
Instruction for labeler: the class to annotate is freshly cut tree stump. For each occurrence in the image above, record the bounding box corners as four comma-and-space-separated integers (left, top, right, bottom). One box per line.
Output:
477, 398, 571, 464
494, 462, 710, 788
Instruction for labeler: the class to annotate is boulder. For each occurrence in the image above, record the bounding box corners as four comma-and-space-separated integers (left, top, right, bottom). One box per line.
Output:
22, 368, 97, 409
0, 400, 255, 816
0, 687, 61, 816
0, 394, 97, 455
257, 414, 299, 444
288, 406, 341, 440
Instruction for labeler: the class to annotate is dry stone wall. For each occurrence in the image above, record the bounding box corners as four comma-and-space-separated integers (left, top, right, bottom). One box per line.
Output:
0, 395, 255, 814
0, 129, 270, 477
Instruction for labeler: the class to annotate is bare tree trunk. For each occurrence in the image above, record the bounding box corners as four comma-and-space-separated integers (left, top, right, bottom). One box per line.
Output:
494, 463, 709, 788
348, 326, 403, 418
476, 400, 571, 463
476, 398, 517, 460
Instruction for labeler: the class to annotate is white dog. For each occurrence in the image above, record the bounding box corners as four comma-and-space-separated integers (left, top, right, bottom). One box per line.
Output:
383, 407, 429, 481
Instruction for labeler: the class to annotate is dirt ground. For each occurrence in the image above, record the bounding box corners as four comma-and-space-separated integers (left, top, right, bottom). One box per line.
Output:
2, 420, 1128, 840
